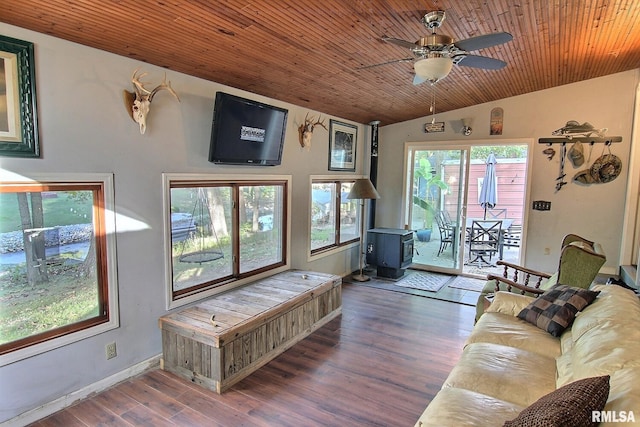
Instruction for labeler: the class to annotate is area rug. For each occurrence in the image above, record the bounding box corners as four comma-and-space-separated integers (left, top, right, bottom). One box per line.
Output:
393, 272, 452, 293
447, 275, 486, 292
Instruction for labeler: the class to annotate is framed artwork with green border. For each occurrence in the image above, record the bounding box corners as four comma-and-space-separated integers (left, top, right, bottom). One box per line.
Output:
0, 34, 39, 158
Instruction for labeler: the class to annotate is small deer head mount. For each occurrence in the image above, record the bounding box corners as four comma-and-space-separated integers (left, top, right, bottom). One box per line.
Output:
123, 69, 180, 134
298, 113, 327, 150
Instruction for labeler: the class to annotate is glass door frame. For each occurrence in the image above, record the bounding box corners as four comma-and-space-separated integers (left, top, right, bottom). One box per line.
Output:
403, 142, 471, 275
402, 138, 534, 277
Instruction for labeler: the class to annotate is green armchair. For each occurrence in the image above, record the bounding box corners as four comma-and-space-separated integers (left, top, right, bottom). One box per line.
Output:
475, 234, 606, 322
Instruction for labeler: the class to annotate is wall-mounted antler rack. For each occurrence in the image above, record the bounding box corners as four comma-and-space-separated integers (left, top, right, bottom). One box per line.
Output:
538, 136, 622, 145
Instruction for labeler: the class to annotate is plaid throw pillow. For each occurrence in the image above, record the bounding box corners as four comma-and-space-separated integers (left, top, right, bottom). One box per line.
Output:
517, 284, 600, 337
503, 375, 610, 427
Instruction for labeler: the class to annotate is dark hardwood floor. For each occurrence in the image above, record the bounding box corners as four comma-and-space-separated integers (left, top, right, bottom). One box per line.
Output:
30, 283, 476, 427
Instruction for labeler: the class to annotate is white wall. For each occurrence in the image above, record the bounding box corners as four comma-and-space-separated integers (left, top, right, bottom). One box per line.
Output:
0, 24, 364, 423
377, 69, 639, 274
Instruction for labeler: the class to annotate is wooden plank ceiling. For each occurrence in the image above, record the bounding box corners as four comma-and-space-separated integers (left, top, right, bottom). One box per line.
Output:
2, 0, 640, 126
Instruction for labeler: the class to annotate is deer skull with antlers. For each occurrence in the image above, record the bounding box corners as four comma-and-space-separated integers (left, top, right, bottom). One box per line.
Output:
297, 113, 327, 150
123, 69, 180, 134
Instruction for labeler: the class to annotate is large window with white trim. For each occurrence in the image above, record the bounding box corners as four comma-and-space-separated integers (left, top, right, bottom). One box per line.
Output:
0, 174, 118, 364
165, 174, 289, 305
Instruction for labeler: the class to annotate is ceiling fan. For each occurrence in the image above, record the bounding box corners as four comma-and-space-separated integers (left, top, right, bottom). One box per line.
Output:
378, 10, 513, 85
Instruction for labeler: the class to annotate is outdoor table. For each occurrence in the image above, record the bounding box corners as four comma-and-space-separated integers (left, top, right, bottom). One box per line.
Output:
442, 218, 515, 262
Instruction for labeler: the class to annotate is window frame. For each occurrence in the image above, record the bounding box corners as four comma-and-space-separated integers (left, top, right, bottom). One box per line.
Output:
163, 173, 291, 310
309, 176, 360, 258
0, 173, 119, 366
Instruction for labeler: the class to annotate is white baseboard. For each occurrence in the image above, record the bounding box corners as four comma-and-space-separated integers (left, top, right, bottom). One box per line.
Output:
2, 354, 161, 427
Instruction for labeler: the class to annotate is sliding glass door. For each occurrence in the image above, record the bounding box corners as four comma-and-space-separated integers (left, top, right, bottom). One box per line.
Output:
404, 142, 530, 277
405, 145, 469, 274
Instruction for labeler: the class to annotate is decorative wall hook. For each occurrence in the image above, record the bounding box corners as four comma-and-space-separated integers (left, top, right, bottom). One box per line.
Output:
543, 147, 555, 160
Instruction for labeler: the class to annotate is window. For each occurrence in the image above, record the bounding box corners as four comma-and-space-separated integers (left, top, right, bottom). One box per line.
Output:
164, 174, 289, 307
0, 174, 118, 365
310, 178, 359, 254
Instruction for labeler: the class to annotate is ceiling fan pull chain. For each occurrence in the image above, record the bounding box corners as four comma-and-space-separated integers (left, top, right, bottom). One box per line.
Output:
430, 83, 437, 124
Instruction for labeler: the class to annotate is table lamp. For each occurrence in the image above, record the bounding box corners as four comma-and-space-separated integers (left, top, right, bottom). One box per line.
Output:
347, 178, 381, 282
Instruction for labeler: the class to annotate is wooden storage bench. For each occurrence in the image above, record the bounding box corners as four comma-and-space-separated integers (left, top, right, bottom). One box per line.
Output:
158, 270, 342, 393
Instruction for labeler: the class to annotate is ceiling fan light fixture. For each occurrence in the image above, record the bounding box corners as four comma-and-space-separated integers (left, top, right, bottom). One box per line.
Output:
414, 57, 453, 83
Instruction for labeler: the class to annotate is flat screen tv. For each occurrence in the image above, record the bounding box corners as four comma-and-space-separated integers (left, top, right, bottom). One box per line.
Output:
208, 92, 289, 166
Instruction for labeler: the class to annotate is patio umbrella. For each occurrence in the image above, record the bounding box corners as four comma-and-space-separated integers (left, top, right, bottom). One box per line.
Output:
478, 153, 498, 219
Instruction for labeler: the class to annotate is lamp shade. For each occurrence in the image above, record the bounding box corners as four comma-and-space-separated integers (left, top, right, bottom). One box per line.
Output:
347, 178, 381, 200
414, 57, 454, 83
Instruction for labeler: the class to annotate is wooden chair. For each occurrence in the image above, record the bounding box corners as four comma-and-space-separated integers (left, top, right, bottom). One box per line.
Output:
474, 233, 606, 322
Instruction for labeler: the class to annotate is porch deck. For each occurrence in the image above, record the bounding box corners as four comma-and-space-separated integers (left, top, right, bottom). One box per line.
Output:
412, 234, 521, 278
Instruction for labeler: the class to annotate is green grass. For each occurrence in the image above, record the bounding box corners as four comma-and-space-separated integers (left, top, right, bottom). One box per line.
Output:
0, 192, 93, 233
311, 228, 333, 242
171, 229, 282, 290
0, 265, 99, 345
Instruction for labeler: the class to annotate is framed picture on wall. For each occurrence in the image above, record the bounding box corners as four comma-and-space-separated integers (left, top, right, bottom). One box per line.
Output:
328, 120, 357, 171
0, 34, 39, 158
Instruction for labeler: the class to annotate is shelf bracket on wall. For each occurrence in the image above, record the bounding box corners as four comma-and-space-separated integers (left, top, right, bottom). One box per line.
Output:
538, 136, 622, 145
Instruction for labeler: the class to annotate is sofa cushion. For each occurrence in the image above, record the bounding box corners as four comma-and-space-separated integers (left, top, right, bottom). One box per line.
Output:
503, 375, 610, 427
485, 291, 536, 317
517, 285, 600, 337
555, 351, 574, 387
414, 387, 523, 427
466, 311, 561, 358
571, 321, 640, 380
568, 285, 640, 380
570, 284, 640, 343
475, 276, 556, 322
443, 342, 557, 407
604, 367, 640, 422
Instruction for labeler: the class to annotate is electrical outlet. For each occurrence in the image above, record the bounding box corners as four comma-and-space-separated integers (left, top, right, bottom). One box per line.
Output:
106, 342, 117, 359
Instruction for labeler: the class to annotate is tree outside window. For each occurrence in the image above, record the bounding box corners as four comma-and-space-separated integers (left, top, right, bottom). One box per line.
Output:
311, 179, 359, 254
166, 176, 288, 304
0, 176, 117, 361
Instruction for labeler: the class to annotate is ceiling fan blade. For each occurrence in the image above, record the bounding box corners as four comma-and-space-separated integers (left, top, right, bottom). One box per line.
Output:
453, 32, 513, 51
357, 57, 414, 70
454, 54, 507, 70
382, 36, 419, 49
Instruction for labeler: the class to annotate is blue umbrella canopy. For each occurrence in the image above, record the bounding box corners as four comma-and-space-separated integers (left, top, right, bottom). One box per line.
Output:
478, 153, 498, 219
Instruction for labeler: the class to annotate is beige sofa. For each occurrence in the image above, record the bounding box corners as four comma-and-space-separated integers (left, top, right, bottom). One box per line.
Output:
416, 284, 640, 426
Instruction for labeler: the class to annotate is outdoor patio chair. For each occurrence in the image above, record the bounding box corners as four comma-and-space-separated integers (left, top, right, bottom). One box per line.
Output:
501, 223, 522, 250
487, 208, 507, 219
441, 209, 454, 225
467, 220, 502, 267
435, 210, 454, 256
474, 233, 606, 322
